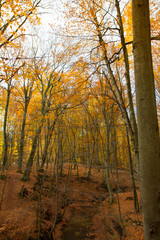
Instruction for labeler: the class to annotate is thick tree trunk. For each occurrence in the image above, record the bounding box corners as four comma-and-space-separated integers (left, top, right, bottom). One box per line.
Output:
132, 1, 160, 239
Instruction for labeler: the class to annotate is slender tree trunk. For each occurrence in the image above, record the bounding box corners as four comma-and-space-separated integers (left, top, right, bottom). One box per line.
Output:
132, 1, 160, 239
72, 133, 78, 176
40, 120, 56, 170
18, 104, 27, 172
58, 129, 63, 177
18, 81, 33, 172
87, 140, 95, 178
103, 112, 113, 203
56, 118, 64, 177
112, 115, 120, 192
115, 0, 139, 173
22, 125, 42, 181
2, 86, 11, 172
50, 152, 59, 239
92, 10, 139, 181
36, 134, 40, 171
126, 127, 139, 213
87, 116, 96, 178
85, 119, 91, 169
95, 139, 99, 165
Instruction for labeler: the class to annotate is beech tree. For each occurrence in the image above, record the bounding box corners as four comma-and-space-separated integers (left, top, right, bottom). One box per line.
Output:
1, 56, 24, 172
63, 0, 140, 178
22, 58, 61, 181
132, 1, 160, 239
16, 66, 34, 173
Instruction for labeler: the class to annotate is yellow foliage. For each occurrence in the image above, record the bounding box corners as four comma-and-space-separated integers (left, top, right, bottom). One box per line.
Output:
0, 0, 41, 49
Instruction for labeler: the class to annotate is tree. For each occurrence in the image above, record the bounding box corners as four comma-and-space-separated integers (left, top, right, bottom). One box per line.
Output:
16, 66, 34, 173
1, 57, 24, 172
63, 0, 139, 176
0, 0, 41, 49
22, 58, 60, 181
132, 1, 160, 239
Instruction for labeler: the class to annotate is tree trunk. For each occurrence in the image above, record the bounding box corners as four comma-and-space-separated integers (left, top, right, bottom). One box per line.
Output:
126, 126, 139, 213
2, 86, 11, 172
22, 125, 42, 181
132, 1, 160, 239
87, 140, 95, 178
112, 114, 120, 192
40, 120, 56, 170
18, 103, 27, 172
115, 0, 139, 174
103, 110, 113, 203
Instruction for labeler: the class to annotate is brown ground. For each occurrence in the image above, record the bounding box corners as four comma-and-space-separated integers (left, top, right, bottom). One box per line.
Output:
0, 164, 144, 240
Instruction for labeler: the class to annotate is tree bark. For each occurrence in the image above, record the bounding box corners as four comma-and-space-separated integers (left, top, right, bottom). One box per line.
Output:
2, 85, 11, 172
115, 0, 139, 174
18, 102, 28, 172
22, 124, 42, 181
93, 11, 139, 176
126, 126, 139, 213
18, 82, 33, 172
132, 1, 160, 239
40, 120, 56, 170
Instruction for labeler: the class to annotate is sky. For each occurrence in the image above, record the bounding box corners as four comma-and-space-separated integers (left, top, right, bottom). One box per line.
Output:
23, 0, 68, 55
37, 0, 66, 37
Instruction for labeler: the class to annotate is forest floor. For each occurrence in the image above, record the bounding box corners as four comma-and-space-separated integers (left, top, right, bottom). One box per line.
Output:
0, 164, 144, 240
